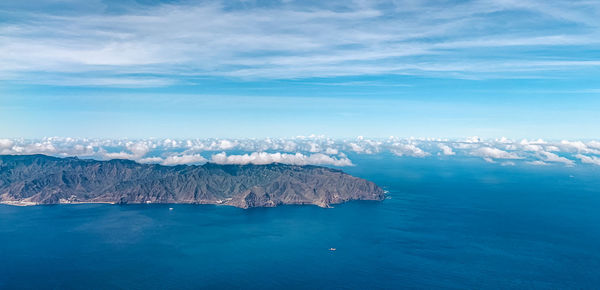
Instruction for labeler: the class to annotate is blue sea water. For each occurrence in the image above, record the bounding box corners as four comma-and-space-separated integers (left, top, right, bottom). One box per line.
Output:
1, 155, 600, 289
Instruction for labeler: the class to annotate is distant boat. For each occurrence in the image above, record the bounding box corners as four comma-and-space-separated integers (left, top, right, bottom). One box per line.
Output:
169, 208, 174, 211
329, 248, 336, 251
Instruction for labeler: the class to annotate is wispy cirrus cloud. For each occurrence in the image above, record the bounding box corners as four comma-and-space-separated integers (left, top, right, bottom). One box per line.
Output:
1, 0, 599, 86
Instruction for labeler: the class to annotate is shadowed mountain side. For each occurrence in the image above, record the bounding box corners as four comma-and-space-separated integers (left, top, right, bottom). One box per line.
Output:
0, 155, 384, 208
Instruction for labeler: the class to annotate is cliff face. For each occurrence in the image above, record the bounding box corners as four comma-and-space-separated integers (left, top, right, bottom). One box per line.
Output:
0, 155, 384, 208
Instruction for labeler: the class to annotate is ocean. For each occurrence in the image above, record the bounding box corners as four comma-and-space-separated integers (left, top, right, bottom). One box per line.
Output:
1, 155, 600, 289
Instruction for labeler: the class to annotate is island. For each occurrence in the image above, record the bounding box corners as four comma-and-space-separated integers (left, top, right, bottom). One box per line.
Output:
0, 154, 385, 208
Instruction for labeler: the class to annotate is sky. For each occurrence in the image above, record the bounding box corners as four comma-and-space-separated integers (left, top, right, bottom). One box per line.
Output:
1, 0, 599, 139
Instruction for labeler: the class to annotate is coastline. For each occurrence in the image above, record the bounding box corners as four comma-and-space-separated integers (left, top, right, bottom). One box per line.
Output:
0, 200, 39, 206
0, 199, 383, 208
0, 201, 116, 206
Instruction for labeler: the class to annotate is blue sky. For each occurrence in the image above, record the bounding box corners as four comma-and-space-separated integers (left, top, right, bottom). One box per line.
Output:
1, 0, 599, 139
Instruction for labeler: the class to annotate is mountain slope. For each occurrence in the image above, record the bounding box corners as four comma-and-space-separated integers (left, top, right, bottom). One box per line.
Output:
0, 155, 384, 208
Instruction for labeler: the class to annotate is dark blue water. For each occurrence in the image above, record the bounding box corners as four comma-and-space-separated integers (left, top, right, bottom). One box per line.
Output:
2, 156, 600, 289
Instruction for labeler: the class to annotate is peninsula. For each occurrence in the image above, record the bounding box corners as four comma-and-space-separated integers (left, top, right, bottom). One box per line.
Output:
0, 155, 384, 208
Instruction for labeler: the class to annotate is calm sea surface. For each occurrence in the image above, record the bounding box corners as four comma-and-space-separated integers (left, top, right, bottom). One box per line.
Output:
2, 156, 600, 289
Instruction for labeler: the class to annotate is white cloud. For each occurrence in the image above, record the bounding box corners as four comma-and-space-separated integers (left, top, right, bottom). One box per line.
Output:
218, 140, 236, 150
438, 144, 455, 155
127, 142, 151, 156
483, 157, 495, 163
101, 151, 135, 159
0, 139, 15, 154
471, 147, 522, 160
21, 142, 57, 154
587, 141, 600, 149
138, 157, 164, 164
210, 152, 353, 166
560, 140, 600, 154
102, 141, 150, 159
282, 140, 298, 152
0, 139, 14, 149
390, 143, 430, 157
453, 142, 479, 149
519, 139, 544, 152
163, 139, 179, 148
495, 137, 510, 143
536, 151, 574, 166
575, 154, 600, 166
465, 136, 481, 143
325, 147, 339, 155
560, 140, 588, 151
161, 154, 207, 166
348, 142, 365, 153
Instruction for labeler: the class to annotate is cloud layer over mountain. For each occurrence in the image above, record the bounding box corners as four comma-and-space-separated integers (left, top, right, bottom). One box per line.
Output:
1, 136, 599, 167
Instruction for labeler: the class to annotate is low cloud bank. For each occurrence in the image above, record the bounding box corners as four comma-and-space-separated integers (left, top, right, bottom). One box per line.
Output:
0, 136, 599, 167
211, 152, 353, 166
471, 147, 522, 163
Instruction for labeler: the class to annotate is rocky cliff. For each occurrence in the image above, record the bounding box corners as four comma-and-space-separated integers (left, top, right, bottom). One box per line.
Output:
0, 154, 384, 208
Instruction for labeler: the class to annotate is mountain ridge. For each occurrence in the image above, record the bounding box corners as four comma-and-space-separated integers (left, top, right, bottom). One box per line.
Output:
0, 154, 384, 208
